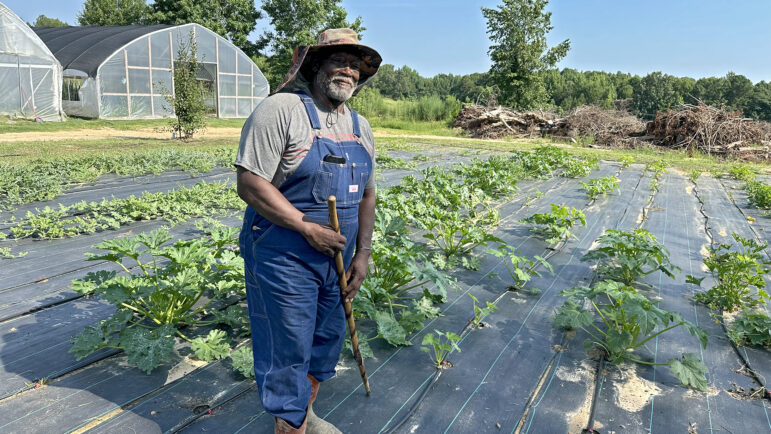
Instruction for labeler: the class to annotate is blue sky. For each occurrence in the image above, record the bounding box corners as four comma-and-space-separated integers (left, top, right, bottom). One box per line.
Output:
6, 0, 771, 82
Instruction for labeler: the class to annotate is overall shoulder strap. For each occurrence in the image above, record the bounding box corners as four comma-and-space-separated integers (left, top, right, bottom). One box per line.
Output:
294, 91, 322, 130
349, 108, 361, 138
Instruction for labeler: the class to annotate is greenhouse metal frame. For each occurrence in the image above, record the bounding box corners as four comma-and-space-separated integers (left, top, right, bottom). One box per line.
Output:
34, 23, 269, 119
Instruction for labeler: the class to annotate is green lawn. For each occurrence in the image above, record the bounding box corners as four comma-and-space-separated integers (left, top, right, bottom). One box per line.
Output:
0, 116, 247, 133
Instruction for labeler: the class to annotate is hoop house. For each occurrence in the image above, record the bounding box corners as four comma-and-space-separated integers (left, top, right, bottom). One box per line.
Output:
34, 24, 269, 119
0, 2, 63, 121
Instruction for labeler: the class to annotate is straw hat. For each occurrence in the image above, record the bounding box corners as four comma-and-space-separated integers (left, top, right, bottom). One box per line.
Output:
273, 28, 382, 95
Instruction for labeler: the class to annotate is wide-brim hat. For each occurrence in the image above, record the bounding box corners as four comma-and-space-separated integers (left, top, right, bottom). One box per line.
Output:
273, 28, 382, 95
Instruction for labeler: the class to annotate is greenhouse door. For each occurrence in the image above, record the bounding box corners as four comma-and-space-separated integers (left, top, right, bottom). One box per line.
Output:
198, 63, 217, 116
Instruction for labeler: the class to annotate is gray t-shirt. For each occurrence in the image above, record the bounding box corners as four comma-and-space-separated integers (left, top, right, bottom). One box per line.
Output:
235, 92, 376, 189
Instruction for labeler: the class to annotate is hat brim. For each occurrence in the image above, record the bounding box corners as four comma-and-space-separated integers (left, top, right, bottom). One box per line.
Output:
273, 42, 382, 96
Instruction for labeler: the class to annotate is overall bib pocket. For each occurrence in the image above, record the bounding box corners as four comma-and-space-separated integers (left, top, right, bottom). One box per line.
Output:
311, 165, 335, 203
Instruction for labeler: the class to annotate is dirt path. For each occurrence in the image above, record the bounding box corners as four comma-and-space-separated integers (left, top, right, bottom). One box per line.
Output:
0, 127, 243, 142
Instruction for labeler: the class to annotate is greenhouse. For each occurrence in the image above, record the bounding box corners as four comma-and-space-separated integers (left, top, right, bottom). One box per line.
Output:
0, 2, 63, 121
34, 23, 270, 119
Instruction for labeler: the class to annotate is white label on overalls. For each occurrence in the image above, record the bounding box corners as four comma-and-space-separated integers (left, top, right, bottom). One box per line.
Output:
349, 185, 359, 193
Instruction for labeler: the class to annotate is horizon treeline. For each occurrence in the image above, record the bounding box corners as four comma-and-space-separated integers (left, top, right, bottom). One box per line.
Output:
364, 65, 771, 121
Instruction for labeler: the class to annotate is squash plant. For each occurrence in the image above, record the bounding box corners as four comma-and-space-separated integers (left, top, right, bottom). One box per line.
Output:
487, 244, 553, 290
69, 227, 246, 373
582, 229, 679, 286
690, 233, 770, 311
521, 204, 586, 245
580, 175, 620, 200
353, 210, 455, 347
554, 280, 709, 391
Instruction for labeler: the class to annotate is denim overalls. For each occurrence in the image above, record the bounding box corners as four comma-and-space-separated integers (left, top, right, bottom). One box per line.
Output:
239, 91, 372, 427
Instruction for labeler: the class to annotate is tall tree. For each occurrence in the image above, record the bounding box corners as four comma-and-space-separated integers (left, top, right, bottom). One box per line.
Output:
257, 0, 364, 89
78, 0, 149, 26
150, 0, 261, 56
482, 0, 570, 109
31, 15, 68, 27
631, 72, 683, 118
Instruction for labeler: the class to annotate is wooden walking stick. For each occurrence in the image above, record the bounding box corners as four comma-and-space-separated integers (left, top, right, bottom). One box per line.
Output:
327, 195, 371, 396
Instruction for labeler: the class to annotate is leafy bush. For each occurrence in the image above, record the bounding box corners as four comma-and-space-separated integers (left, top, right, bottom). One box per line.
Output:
521, 204, 586, 245
353, 210, 454, 347
691, 233, 770, 311
554, 280, 709, 391
728, 164, 756, 182
580, 175, 620, 200
561, 156, 599, 178
582, 229, 679, 285
70, 227, 246, 373
745, 180, 771, 210
619, 156, 634, 168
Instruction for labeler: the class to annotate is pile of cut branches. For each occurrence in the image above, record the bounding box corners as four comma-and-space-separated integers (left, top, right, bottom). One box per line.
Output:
452, 105, 556, 139
645, 103, 771, 159
550, 105, 646, 147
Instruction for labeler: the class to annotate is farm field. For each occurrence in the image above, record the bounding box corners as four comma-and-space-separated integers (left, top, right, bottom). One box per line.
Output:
0, 134, 770, 434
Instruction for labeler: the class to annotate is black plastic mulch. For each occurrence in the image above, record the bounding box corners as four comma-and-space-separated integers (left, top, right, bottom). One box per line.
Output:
2, 162, 771, 434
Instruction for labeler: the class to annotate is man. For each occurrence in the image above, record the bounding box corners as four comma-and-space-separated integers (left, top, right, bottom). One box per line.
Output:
235, 28, 381, 433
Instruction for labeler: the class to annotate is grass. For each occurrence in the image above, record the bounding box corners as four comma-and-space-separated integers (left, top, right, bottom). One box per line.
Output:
0, 116, 246, 133
0, 117, 768, 175
0, 137, 238, 164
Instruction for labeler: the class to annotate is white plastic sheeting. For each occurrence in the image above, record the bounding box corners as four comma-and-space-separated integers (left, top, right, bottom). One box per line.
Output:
0, 2, 63, 121
95, 23, 269, 119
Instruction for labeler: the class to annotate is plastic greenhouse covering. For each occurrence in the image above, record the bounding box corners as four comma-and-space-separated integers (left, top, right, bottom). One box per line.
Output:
34, 23, 269, 119
96, 24, 269, 119
0, 2, 63, 121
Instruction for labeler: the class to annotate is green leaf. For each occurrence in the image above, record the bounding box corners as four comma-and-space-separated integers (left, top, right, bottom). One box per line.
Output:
668, 353, 708, 391
119, 324, 176, 374
213, 305, 248, 329
230, 346, 255, 378
605, 329, 633, 354
553, 301, 593, 330
69, 310, 132, 359
191, 329, 231, 362
375, 311, 410, 346
345, 336, 375, 359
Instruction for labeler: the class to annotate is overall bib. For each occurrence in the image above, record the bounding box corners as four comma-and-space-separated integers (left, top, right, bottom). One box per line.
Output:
239, 91, 372, 428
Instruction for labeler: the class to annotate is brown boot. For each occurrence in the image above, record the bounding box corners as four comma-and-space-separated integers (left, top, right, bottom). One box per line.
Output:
306, 375, 343, 434
275, 415, 307, 434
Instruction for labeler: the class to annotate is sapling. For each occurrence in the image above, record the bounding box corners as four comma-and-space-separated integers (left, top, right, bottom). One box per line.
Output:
487, 244, 553, 290
468, 293, 498, 327
554, 280, 709, 391
421, 330, 462, 369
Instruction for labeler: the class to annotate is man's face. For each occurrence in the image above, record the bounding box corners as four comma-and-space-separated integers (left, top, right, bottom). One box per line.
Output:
314, 51, 361, 103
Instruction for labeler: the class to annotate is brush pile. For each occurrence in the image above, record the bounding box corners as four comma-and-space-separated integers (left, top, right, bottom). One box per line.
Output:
646, 103, 771, 159
452, 105, 556, 139
549, 105, 646, 147
453, 102, 771, 160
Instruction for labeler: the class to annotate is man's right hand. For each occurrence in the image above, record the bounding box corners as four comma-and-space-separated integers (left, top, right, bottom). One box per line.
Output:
301, 221, 346, 257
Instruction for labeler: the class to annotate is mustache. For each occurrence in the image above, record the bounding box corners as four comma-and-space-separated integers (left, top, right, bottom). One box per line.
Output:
329, 74, 355, 86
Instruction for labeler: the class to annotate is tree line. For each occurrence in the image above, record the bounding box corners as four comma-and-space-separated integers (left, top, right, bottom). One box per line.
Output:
364, 66, 771, 121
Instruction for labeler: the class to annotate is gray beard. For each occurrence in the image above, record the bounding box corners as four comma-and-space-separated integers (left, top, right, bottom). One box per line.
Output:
315, 70, 355, 103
